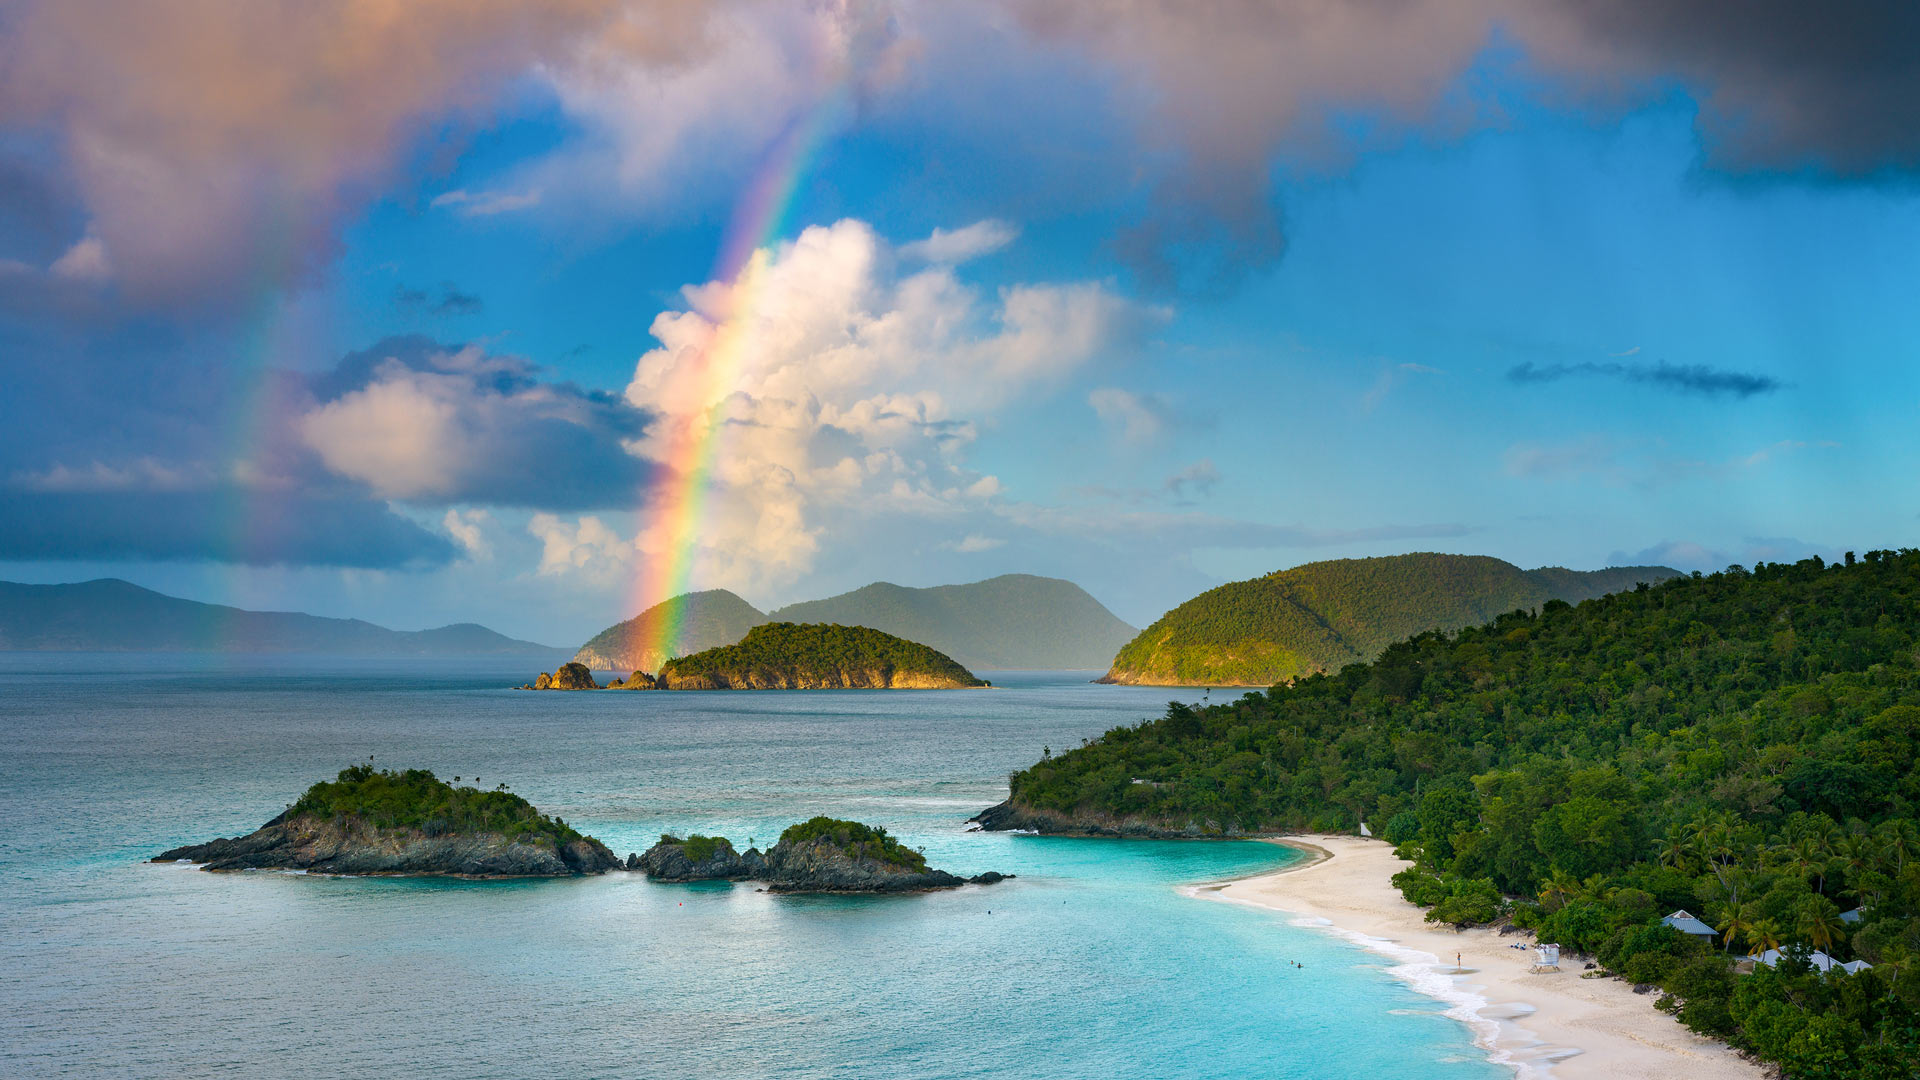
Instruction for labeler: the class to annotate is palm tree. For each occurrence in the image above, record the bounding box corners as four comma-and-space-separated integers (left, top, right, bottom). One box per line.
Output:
1797, 896, 1847, 954
1716, 901, 1760, 954
1878, 819, 1918, 877
1539, 868, 1581, 913
1651, 836, 1681, 871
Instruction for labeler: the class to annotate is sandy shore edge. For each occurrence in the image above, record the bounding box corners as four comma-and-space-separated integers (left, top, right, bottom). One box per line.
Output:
1189, 834, 1767, 1080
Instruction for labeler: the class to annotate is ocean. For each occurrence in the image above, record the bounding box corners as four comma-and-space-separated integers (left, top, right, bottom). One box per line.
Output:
0, 657, 1505, 1078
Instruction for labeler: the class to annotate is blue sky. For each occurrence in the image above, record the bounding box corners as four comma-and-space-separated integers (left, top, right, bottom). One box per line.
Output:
2, 2, 1916, 644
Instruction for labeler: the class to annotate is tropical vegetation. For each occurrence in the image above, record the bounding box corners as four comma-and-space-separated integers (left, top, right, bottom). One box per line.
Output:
1103, 552, 1674, 686
288, 764, 590, 847
660, 622, 985, 687
1011, 551, 1920, 1077
776, 816, 927, 871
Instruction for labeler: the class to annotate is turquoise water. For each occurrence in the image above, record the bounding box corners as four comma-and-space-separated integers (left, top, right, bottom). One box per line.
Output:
0, 658, 1504, 1078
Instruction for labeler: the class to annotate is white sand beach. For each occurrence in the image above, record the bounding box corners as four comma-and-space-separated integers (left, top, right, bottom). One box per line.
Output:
1199, 835, 1767, 1080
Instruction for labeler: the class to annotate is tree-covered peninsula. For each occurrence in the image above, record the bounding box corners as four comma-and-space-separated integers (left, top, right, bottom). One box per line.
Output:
985, 551, 1920, 1077
656, 622, 987, 689
1100, 552, 1675, 687
154, 765, 620, 876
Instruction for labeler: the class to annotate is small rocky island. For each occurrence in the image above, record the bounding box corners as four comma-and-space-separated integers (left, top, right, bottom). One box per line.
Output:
631, 816, 1010, 893
153, 765, 621, 877
517, 623, 990, 690
517, 661, 600, 690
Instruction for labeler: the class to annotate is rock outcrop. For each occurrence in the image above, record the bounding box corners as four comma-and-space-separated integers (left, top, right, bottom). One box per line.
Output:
968, 798, 1241, 838
154, 811, 621, 877
632, 818, 1011, 893
519, 661, 601, 690
607, 670, 658, 690
629, 835, 767, 880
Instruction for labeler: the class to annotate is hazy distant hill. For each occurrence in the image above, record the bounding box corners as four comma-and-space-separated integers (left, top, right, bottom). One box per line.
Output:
0, 579, 563, 656
767, 575, 1138, 671
571, 589, 769, 673
1101, 553, 1678, 687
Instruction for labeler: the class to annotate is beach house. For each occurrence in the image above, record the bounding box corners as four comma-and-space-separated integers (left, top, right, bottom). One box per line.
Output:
1660, 909, 1718, 944
1749, 949, 1873, 976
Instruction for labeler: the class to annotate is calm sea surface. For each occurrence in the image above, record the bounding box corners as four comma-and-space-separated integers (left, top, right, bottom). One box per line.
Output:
0, 657, 1503, 1078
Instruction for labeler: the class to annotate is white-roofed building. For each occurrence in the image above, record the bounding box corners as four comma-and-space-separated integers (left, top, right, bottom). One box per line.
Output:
1661, 909, 1718, 942
1750, 949, 1872, 975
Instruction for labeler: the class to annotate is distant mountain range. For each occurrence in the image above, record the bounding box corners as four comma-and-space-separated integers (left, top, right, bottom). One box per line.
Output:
0, 579, 563, 657
1100, 553, 1679, 687
572, 574, 1138, 673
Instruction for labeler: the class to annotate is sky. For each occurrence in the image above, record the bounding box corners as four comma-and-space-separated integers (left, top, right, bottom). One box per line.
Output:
1, 0, 1917, 646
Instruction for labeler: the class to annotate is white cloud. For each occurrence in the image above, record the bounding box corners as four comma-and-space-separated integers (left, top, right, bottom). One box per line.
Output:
528, 512, 630, 584
944, 533, 1005, 552
443, 508, 492, 560
551, 216, 1153, 601
1360, 361, 1441, 411
430, 188, 543, 216
898, 220, 1019, 263
297, 340, 647, 506
302, 374, 464, 498
49, 233, 112, 282
1088, 387, 1171, 445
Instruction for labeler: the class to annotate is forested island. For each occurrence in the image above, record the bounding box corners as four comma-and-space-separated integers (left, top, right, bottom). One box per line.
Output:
654, 623, 987, 689
633, 817, 1009, 892
983, 550, 1920, 1077
154, 765, 620, 876
1100, 553, 1675, 687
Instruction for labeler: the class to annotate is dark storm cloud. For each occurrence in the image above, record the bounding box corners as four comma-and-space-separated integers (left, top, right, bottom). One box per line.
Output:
1531, 0, 1920, 176
1507, 360, 1781, 399
0, 489, 456, 567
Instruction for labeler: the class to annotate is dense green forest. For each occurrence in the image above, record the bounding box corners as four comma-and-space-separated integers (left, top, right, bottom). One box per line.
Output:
1103, 553, 1675, 686
660, 622, 985, 687
1013, 552, 1920, 1078
289, 765, 589, 846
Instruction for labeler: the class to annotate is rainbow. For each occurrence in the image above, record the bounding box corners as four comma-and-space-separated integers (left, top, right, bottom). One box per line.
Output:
623, 91, 846, 670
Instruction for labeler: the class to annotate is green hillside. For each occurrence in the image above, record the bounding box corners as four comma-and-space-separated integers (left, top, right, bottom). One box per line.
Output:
994, 551, 1920, 1078
571, 589, 767, 672
767, 574, 1136, 670
658, 622, 985, 689
1103, 553, 1676, 686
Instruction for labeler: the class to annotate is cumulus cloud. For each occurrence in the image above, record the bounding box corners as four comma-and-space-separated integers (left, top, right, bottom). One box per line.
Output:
548, 217, 1149, 600
299, 336, 650, 508
443, 508, 493, 560
1508, 359, 1781, 399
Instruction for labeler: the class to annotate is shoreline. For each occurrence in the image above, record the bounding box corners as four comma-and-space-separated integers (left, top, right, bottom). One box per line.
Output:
1190, 834, 1766, 1080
